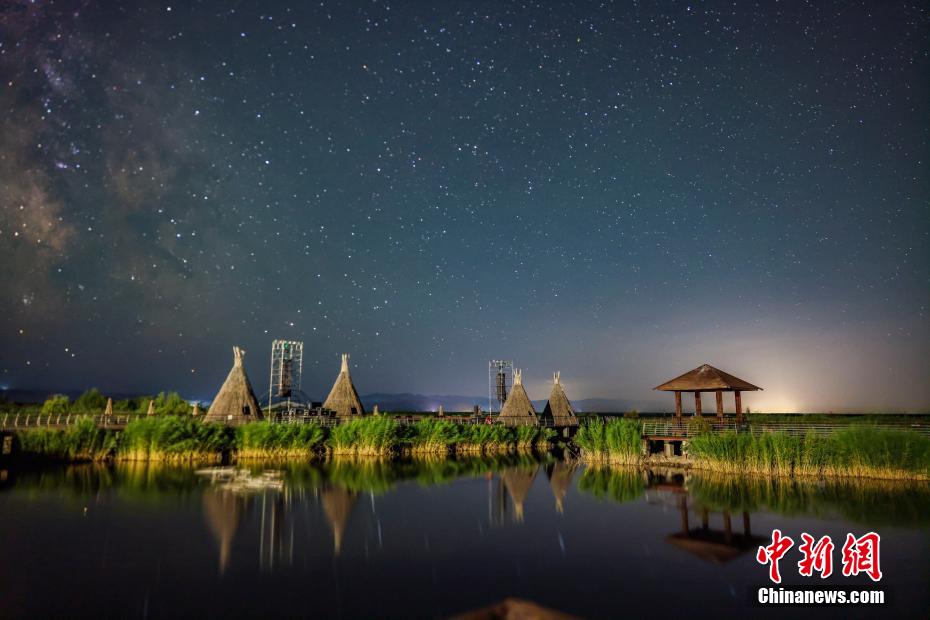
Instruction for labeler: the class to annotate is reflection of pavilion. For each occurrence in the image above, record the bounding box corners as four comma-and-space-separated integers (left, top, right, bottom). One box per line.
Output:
647, 474, 766, 564
666, 495, 766, 563
320, 485, 358, 555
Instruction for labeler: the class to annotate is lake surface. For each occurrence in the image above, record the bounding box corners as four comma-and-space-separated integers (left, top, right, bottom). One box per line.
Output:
0, 456, 927, 618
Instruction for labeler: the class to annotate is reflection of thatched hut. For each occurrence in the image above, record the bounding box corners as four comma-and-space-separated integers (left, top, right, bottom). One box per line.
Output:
202, 489, 244, 574
320, 485, 358, 555
546, 461, 577, 514
498, 369, 537, 426
542, 372, 578, 427
500, 465, 538, 522
205, 346, 264, 424
323, 354, 365, 417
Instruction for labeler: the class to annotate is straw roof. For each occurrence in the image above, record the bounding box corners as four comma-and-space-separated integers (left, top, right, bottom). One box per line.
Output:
202, 489, 242, 574
104, 397, 113, 416
546, 461, 578, 514
323, 354, 366, 417
500, 465, 538, 522
498, 369, 537, 426
146, 400, 155, 416
542, 372, 578, 427
450, 598, 582, 620
320, 485, 358, 555
654, 363, 762, 392
204, 346, 264, 424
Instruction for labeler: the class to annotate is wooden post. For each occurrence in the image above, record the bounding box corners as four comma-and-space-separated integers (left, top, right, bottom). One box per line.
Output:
694, 392, 702, 417
715, 390, 724, 419
734, 391, 743, 424
674, 391, 682, 418
723, 511, 732, 544
701, 509, 709, 531
742, 511, 751, 537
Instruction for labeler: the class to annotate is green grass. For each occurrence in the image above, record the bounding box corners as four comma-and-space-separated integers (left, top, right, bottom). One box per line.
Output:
118, 416, 234, 462
687, 426, 930, 479
574, 418, 641, 463
328, 416, 402, 456
15, 416, 115, 461
236, 421, 325, 458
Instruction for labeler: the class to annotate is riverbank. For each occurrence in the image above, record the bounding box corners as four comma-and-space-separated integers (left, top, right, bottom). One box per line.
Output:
575, 418, 930, 481
10, 415, 557, 463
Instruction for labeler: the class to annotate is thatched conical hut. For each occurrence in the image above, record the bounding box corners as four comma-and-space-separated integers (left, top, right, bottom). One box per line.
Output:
192, 402, 201, 417
204, 346, 264, 424
547, 461, 578, 514
320, 485, 358, 555
146, 399, 155, 416
500, 465, 538, 522
542, 372, 578, 427
498, 369, 537, 426
323, 354, 365, 417
202, 489, 243, 574
104, 397, 113, 417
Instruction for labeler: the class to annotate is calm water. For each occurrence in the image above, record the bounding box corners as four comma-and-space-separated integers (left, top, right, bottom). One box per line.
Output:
0, 456, 927, 619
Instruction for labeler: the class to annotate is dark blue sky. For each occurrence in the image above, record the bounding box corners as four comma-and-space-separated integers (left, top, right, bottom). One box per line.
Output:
1, 1, 927, 411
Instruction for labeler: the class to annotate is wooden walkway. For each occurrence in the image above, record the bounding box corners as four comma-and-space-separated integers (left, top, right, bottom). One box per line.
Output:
2, 413, 927, 439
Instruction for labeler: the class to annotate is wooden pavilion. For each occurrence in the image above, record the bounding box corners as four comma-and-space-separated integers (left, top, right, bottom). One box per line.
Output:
654, 363, 761, 423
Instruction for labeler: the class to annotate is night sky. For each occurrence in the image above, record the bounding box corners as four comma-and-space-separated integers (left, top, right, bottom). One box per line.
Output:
1, 1, 927, 412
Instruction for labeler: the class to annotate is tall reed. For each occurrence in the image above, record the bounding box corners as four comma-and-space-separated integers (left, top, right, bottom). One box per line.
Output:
118, 415, 233, 462
328, 416, 401, 456
236, 421, 325, 458
575, 418, 641, 464
687, 426, 930, 480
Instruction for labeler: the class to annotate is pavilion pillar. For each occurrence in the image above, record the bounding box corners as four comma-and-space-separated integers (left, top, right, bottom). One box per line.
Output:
734, 391, 743, 424
693, 392, 702, 417
674, 391, 682, 418
715, 390, 724, 419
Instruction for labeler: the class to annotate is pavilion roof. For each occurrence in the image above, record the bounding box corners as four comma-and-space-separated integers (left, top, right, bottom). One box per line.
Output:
654, 363, 761, 392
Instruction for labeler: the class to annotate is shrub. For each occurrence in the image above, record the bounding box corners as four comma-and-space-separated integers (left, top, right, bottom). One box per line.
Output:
74, 388, 107, 412
41, 394, 70, 416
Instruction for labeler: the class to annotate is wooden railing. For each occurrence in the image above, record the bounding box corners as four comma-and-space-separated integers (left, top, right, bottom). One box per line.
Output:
0, 413, 148, 430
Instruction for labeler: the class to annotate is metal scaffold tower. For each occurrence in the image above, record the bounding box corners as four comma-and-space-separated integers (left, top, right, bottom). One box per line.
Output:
268, 340, 305, 415
488, 360, 513, 415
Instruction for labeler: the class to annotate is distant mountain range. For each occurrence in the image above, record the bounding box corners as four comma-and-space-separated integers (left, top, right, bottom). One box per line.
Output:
1, 387, 667, 413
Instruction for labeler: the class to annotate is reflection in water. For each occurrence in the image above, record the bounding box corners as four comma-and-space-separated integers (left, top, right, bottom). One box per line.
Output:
498, 465, 538, 522
202, 489, 242, 574
643, 471, 766, 564
1, 457, 928, 618
320, 485, 357, 555
546, 461, 578, 514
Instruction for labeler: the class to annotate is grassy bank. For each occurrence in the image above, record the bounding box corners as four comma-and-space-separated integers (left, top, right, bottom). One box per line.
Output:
687, 426, 930, 479
11, 415, 557, 462
576, 418, 930, 480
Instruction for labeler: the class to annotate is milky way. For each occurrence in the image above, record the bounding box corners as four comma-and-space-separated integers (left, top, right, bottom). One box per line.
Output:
1, 1, 927, 411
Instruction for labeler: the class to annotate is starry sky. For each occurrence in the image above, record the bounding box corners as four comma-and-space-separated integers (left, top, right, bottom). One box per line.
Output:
1, 1, 928, 412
